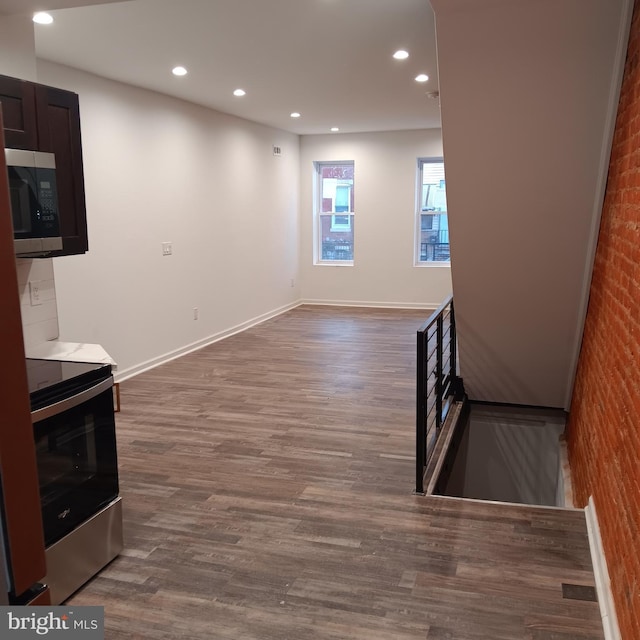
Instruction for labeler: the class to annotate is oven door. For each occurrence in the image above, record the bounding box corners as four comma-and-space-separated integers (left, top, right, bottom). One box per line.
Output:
31, 377, 119, 547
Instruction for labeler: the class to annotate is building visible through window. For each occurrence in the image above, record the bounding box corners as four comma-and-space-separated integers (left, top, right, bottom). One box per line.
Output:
314, 161, 354, 263
417, 159, 449, 263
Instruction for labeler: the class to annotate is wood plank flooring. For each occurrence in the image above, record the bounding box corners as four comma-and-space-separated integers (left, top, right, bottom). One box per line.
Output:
68, 305, 603, 640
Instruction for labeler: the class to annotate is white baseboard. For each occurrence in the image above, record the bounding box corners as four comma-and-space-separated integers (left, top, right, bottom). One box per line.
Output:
115, 299, 436, 383
300, 298, 438, 310
114, 301, 301, 382
585, 497, 621, 640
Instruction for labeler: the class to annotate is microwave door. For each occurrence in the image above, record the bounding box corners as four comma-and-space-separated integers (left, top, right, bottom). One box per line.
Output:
5, 149, 62, 256
8, 173, 32, 235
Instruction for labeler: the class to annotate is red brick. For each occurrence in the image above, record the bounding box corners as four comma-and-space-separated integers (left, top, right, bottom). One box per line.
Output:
567, 3, 640, 636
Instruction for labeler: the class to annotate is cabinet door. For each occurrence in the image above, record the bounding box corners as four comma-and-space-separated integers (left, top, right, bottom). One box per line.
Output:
36, 85, 89, 255
0, 74, 38, 150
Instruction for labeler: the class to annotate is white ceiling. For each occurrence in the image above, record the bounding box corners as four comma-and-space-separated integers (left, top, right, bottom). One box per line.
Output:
1, 0, 441, 135
0, 0, 128, 14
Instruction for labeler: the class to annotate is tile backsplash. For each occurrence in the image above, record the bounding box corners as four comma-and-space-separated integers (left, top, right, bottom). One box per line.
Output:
16, 258, 59, 349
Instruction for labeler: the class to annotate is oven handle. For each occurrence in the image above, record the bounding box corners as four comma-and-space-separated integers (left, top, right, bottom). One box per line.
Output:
31, 376, 114, 423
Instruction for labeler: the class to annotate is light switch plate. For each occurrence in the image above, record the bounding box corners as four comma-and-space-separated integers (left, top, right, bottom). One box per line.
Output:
162, 242, 173, 256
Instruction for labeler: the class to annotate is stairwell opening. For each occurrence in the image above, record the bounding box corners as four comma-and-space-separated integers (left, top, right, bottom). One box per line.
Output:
431, 402, 573, 508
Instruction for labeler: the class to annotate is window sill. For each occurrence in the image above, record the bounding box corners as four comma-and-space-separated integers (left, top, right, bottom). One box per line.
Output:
314, 261, 354, 267
414, 261, 451, 268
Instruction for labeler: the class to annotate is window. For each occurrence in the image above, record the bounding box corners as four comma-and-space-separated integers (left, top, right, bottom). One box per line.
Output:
416, 159, 450, 264
314, 161, 354, 264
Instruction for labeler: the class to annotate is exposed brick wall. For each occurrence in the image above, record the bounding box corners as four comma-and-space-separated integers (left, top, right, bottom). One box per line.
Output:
566, 2, 640, 638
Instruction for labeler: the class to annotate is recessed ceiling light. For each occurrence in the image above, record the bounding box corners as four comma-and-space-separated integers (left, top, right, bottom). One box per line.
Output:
33, 12, 53, 24
172, 66, 188, 77
415, 74, 429, 83
330, 127, 340, 132
393, 50, 409, 60
290, 112, 301, 118
233, 89, 246, 97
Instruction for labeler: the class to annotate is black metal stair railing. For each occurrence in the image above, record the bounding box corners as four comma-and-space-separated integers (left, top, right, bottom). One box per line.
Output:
415, 295, 461, 494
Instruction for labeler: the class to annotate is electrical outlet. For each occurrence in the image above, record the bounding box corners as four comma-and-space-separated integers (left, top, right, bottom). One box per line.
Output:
193, 307, 199, 320
162, 242, 173, 256
29, 281, 43, 306
290, 278, 295, 288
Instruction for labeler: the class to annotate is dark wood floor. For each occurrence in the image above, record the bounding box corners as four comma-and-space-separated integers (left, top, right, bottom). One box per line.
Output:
68, 306, 603, 640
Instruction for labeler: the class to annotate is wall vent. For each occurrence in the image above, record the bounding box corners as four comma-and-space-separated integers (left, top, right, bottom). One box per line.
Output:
273, 145, 282, 157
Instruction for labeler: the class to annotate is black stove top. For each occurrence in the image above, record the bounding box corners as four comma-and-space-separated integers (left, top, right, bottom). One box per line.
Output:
26, 358, 112, 411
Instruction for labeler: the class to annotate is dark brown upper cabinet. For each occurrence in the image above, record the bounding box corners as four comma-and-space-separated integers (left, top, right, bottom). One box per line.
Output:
0, 73, 88, 256
35, 85, 88, 256
0, 75, 38, 150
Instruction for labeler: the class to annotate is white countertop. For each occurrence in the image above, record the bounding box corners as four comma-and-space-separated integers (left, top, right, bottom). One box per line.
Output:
25, 341, 117, 370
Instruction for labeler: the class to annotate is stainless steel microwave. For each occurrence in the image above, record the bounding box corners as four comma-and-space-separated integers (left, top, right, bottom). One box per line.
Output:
5, 148, 62, 257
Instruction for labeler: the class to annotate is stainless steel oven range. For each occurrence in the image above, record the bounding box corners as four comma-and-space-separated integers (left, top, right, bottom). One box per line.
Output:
27, 358, 123, 604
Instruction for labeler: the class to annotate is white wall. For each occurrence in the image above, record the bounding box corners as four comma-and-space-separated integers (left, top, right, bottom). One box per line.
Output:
0, 15, 37, 82
299, 130, 452, 308
0, 16, 61, 349
431, 0, 628, 408
8, 56, 447, 379
37, 61, 301, 378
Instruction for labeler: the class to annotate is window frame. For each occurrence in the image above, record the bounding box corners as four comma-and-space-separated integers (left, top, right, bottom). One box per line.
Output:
415, 157, 450, 267
313, 160, 355, 266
